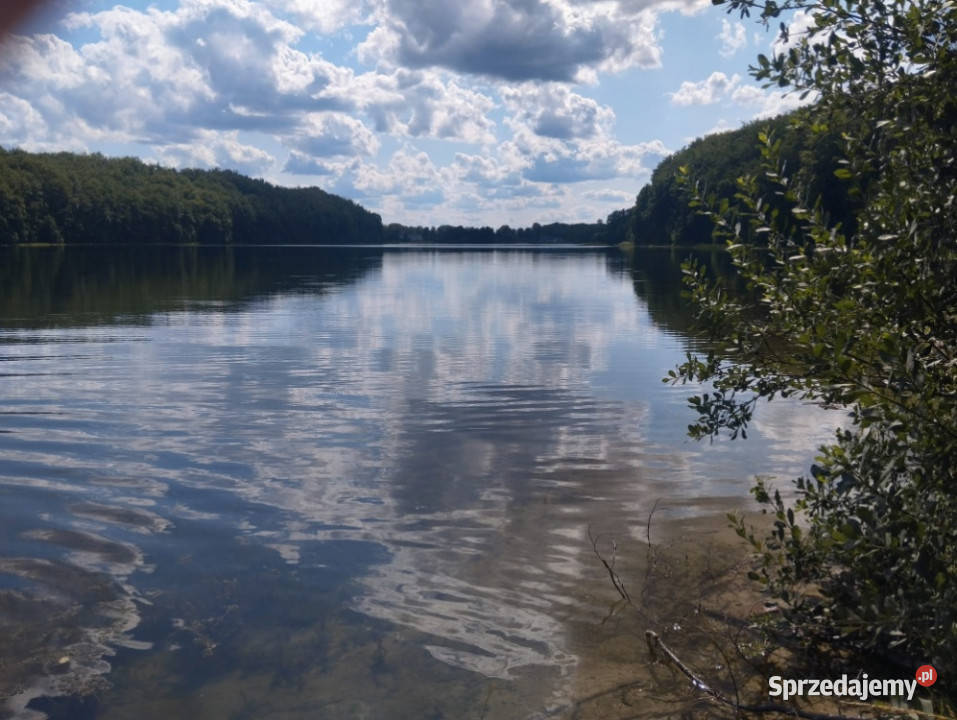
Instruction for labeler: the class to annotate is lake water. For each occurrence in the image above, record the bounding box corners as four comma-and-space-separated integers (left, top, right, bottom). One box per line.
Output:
0, 245, 841, 719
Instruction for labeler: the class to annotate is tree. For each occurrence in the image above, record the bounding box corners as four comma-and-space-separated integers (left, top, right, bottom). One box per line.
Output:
671, 0, 957, 677
625, 111, 858, 247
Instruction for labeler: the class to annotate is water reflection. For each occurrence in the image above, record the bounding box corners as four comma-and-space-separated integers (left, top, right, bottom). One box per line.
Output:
0, 246, 841, 719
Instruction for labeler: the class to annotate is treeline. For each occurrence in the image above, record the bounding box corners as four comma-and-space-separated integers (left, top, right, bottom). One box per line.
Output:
0, 123, 858, 249
610, 110, 861, 246
0, 148, 383, 244
383, 221, 606, 244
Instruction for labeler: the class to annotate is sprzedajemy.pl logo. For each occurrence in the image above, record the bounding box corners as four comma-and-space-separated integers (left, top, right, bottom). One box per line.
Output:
769, 666, 937, 703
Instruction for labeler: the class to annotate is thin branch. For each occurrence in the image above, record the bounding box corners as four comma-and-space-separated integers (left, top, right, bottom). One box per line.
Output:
644, 630, 900, 720
589, 527, 631, 604
641, 499, 661, 608
646, 499, 660, 546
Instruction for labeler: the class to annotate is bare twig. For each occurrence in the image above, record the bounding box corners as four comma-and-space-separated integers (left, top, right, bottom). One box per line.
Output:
641, 499, 661, 607
589, 527, 631, 604
709, 635, 742, 714
646, 499, 660, 546
645, 630, 892, 720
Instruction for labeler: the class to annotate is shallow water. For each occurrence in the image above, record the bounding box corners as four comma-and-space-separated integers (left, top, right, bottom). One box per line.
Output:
0, 245, 841, 719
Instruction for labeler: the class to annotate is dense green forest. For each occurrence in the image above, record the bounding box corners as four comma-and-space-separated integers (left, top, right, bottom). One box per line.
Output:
0, 147, 620, 246
382, 221, 606, 244
617, 110, 860, 246
2, 115, 857, 249
0, 148, 384, 244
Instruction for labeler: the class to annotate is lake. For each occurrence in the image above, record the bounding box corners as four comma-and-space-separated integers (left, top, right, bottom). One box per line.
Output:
0, 245, 840, 719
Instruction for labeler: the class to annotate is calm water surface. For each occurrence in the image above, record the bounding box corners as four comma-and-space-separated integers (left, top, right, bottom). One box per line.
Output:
0, 246, 839, 719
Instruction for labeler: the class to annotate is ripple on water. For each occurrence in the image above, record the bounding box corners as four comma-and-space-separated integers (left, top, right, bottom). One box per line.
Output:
0, 472, 170, 719
0, 247, 845, 719
0, 556, 145, 719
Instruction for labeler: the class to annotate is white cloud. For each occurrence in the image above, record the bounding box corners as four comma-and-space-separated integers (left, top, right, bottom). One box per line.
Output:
328, 147, 448, 204
669, 68, 814, 120
262, 0, 372, 34
583, 188, 633, 204
0, 92, 46, 145
729, 84, 765, 105
0, 1, 497, 167
359, 0, 665, 82
0, 0, 720, 226
751, 89, 815, 118
669, 71, 740, 105
156, 129, 275, 175
452, 152, 523, 189
286, 112, 379, 157
0, 2, 339, 149
501, 84, 614, 140
772, 10, 816, 55
717, 19, 747, 57
501, 120, 667, 185
520, 138, 661, 183
730, 84, 815, 118
283, 152, 340, 175
354, 69, 496, 144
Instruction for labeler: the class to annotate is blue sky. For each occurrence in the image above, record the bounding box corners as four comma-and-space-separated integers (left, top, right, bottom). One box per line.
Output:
0, 0, 808, 226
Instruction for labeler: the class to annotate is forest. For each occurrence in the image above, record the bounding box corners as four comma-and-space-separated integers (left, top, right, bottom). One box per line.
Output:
382, 221, 607, 244
1, 113, 849, 250
0, 148, 384, 245
0, 147, 626, 246
616, 110, 860, 246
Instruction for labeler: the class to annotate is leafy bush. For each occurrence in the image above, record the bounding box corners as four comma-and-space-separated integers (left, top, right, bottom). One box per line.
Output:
671, 0, 957, 676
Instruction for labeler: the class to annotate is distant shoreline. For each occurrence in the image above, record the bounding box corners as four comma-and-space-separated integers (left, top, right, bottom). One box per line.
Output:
2, 242, 729, 251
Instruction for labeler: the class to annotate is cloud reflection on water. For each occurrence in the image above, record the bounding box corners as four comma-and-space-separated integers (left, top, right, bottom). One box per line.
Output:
0, 248, 843, 717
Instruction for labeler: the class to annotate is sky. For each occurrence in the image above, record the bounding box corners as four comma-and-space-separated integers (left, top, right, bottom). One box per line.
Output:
0, 0, 810, 227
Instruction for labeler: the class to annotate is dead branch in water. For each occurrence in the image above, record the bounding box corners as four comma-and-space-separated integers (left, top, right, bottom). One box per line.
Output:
589, 527, 631, 605
640, 499, 660, 608
585, 509, 950, 720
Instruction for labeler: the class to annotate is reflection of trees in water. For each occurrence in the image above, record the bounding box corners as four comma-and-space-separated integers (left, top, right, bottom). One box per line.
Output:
612, 246, 737, 338
0, 245, 385, 717
0, 244, 845, 718
0, 246, 385, 329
